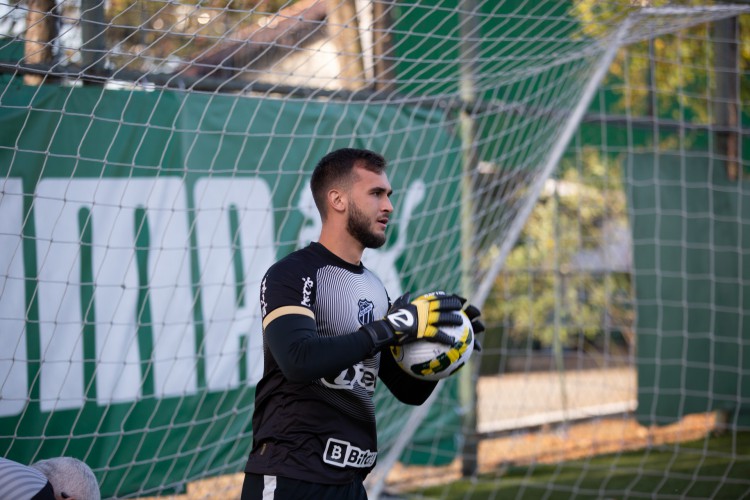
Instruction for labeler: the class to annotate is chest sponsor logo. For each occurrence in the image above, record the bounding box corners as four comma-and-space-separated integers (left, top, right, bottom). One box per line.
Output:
320, 362, 377, 392
358, 299, 374, 325
323, 438, 377, 469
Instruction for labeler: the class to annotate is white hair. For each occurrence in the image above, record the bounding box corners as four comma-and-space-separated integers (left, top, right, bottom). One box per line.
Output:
31, 457, 100, 500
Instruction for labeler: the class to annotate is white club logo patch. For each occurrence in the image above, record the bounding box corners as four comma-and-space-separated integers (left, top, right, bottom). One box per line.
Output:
358, 299, 374, 325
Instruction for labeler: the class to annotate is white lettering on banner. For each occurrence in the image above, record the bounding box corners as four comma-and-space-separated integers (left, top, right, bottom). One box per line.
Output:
0, 179, 27, 417
34, 179, 197, 410
194, 178, 274, 389
0, 177, 275, 415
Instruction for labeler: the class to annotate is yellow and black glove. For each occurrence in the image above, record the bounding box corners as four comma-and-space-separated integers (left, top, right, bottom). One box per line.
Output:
462, 301, 485, 351
362, 291, 464, 352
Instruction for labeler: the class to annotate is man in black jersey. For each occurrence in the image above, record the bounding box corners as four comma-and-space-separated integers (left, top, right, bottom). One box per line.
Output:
242, 148, 482, 500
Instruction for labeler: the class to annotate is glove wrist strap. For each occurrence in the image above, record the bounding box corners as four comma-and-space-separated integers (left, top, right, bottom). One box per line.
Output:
361, 321, 396, 355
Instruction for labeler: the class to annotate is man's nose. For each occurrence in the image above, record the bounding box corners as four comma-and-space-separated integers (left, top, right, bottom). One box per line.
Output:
383, 197, 393, 213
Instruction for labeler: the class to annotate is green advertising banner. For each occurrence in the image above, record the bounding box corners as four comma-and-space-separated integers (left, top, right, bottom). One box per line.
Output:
0, 83, 464, 496
626, 152, 750, 427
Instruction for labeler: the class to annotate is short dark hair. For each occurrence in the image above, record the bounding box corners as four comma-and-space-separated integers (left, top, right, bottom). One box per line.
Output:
310, 148, 387, 218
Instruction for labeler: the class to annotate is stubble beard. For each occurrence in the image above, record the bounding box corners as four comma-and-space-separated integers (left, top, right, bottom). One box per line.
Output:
347, 201, 386, 249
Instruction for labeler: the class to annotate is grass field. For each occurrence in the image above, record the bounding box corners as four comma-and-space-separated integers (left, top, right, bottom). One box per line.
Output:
144, 425, 747, 499
415, 431, 750, 499
148, 377, 740, 499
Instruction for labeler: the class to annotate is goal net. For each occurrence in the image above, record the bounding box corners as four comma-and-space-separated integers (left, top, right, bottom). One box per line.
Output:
1, 0, 748, 498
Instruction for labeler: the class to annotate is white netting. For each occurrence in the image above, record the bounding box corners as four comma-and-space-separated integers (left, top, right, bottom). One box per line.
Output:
1, 1, 749, 498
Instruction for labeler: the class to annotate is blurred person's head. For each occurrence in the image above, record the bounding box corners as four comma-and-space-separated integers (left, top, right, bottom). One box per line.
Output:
32, 457, 100, 500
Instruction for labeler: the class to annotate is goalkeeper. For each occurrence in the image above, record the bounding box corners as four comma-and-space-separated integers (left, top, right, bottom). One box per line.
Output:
242, 148, 483, 500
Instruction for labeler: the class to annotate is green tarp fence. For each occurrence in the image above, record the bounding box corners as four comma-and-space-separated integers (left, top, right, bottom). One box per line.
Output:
627, 152, 750, 428
0, 82, 464, 497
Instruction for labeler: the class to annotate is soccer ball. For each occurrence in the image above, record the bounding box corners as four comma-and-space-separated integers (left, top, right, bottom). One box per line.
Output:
390, 309, 475, 381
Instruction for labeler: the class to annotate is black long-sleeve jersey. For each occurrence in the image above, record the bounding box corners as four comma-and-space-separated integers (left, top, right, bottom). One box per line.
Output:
245, 242, 436, 485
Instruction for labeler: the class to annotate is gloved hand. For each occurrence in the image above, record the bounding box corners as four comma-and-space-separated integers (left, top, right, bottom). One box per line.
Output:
362, 291, 464, 352
462, 301, 485, 351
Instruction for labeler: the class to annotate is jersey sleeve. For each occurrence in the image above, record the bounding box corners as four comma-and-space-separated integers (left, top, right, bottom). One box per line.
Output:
260, 257, 316, 327
260, 256, 374, 383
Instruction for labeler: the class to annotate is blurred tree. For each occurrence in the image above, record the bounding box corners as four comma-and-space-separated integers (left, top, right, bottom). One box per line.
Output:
477, 0, 750, 361
22, 0, 58, 84
482, 148, 633, 357
573, 0, 750, 122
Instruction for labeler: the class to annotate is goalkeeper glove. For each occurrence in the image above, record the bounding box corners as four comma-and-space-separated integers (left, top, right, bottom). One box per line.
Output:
362, 291, 464, 352
462, 301, 485, 351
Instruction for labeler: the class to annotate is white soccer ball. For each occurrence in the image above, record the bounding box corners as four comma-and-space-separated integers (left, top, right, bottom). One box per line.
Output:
390, 309, 475, 381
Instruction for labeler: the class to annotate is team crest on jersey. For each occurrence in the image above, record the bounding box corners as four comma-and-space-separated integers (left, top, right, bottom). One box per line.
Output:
358, 299, 374, 325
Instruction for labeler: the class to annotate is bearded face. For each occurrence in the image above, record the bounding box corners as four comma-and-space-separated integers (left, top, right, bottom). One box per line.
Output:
346, 198, 387, 249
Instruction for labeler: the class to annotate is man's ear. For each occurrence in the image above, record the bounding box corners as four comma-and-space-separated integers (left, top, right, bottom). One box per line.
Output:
328, 188, 347, 214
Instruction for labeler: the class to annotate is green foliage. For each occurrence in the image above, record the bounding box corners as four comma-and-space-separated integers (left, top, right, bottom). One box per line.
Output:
484, 148, 632, 349
574, 0, 750, 123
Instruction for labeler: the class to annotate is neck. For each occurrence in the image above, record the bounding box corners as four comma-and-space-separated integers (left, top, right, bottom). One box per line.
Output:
318, 226, 364, 265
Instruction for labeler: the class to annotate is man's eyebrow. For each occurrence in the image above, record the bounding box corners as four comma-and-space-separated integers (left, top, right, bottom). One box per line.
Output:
370, 186, 392, 195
